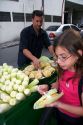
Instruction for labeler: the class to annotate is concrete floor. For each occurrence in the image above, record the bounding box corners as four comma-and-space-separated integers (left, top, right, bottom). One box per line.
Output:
0, 45, 51, 68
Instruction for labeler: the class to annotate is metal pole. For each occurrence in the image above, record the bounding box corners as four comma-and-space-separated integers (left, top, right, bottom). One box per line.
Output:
23, 0, 26, 27
42, 0, 44, 29
61, 0, 65, 24
42, 0, 44, 14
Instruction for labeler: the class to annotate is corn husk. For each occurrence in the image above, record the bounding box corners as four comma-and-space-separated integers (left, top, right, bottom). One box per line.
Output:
33, 89, 64, 109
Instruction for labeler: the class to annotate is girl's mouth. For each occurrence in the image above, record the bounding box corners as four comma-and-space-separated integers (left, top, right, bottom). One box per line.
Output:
60, 65, 66, 69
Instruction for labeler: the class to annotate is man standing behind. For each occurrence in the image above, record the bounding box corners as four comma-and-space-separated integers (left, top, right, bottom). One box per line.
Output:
18, 10, 54, 69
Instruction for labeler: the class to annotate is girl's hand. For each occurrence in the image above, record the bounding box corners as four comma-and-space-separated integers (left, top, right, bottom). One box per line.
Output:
51, 81, 58, 90
46, 101, 61, 108
37, 84, 49, 95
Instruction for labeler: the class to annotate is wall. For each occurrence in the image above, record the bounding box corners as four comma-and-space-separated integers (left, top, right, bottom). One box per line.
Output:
0, 0, 62, 43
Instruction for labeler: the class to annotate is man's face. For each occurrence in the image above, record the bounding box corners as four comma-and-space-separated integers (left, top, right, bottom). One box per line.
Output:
32, 16, 43, 31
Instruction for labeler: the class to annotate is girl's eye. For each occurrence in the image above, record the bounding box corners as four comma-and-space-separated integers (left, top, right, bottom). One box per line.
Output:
61, 56, 67, 59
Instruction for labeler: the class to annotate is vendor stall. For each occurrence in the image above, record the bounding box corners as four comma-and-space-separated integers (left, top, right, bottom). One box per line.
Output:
0, 92, 43, 125
0, 72, 57, 125
0, 56, 58, 125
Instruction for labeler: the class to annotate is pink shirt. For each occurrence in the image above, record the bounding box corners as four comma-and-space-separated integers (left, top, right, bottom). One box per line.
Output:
58, 70, 80, 118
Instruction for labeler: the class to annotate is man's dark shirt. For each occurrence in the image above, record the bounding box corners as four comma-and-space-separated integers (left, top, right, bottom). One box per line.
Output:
18, 25, 51, 68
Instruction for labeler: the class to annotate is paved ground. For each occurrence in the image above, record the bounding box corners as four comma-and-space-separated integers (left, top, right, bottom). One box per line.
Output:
0, 41, 51, 68
0, 40, 19, 49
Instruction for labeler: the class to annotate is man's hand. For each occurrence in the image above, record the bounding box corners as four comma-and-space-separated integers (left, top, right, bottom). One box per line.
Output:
23, 49, 40, 69
32, 57, 40, 69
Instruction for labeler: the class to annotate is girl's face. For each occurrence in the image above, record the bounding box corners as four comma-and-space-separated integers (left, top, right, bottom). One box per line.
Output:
54, 46, 78, 71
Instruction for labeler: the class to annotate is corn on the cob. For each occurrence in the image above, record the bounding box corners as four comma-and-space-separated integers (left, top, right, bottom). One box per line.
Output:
33, 89, 64, 109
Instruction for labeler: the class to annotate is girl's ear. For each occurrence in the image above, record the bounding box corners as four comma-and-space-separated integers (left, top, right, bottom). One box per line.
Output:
78, 50, 83, 56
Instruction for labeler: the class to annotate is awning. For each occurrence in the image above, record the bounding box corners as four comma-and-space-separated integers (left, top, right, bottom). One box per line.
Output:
66, 0, 83, 11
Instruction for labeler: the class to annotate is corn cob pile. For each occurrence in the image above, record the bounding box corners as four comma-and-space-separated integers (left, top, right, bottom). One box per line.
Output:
23, 56, 57, 79
0, 63, 39, 113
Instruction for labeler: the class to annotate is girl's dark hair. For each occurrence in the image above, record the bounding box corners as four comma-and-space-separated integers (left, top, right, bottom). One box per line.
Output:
54, 29, 83, 78
32, 10, 43, 18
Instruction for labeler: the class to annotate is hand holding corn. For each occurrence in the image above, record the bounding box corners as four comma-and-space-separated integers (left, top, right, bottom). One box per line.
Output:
37, 84, 49, 95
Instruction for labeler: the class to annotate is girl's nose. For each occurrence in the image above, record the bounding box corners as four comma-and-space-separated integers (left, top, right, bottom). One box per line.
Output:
56, 58, 62, 64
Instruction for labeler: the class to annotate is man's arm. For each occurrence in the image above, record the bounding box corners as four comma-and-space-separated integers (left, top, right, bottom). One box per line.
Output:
48, 45, 55, 57
23, 49, 40, 69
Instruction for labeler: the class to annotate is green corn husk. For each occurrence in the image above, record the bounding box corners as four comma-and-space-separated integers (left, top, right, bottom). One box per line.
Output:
47, 88, 57, 94
33, 89, 64, 109
30, 85, 38, 93
0, 99, 4, 103
39, 56, 50, 62
28, 79, 39, 88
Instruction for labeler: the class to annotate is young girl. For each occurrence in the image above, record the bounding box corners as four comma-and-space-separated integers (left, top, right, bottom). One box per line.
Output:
38, 29, 83, 125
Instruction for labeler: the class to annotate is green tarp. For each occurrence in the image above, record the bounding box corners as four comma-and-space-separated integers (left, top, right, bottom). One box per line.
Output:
0, 92, 44, 125
0, 72, 57, 125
